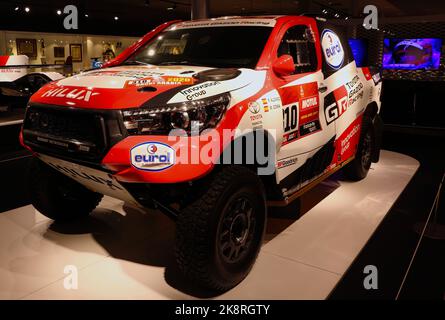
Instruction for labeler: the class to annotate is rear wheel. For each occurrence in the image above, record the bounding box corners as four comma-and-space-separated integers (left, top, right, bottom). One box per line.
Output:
175, 166, 267, 291
28, 158, 103, 222
343, 117, 374, 181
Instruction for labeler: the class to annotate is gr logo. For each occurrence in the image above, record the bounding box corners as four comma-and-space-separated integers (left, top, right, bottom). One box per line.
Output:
325, 102, 339, 125
363, 265, 378, 290
323, 87, 348, 125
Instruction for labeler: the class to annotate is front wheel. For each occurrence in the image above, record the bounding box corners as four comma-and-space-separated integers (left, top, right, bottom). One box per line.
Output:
28, 158, 103, 222
343, 117, 374, 181
175, 166, 267, 291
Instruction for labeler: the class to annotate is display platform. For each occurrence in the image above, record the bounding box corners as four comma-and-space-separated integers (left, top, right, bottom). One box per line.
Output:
0, 150, 419, 300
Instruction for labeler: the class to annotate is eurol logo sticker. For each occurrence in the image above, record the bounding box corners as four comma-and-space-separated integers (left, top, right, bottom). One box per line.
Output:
321, 29, 344, 70
130, 142, 175, 171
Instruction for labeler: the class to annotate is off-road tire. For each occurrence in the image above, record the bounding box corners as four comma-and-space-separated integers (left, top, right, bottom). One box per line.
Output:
343, 116, 374, 181
28, 158, 103, 222
175, 165, 267, 292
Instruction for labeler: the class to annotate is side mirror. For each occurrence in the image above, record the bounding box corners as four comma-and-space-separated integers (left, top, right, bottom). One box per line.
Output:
272, 55, 295, 77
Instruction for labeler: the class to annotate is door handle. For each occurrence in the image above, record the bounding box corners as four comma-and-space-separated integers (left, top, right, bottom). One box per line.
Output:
318, 85, 328, 93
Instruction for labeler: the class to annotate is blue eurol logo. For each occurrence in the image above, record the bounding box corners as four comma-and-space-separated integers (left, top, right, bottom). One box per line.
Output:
133, 153, 172, 164
321, 29, 345, 70
130, 142, 175, 171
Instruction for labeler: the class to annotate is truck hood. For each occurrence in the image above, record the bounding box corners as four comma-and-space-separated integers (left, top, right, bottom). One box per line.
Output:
30, 65, 260, 109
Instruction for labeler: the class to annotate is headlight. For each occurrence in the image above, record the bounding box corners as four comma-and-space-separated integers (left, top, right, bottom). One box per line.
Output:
122, 92, 230, 135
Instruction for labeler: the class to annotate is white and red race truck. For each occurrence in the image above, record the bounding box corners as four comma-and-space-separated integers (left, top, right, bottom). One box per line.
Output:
21, 15, 383, 291
0, 55, 64, 113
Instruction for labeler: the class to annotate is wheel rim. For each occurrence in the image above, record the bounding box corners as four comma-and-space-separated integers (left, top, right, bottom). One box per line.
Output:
218, 196, 256, 264
361, 131, 372, 169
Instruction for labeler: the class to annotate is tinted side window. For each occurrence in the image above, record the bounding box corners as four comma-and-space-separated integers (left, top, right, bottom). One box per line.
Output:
277, 25, 317, 74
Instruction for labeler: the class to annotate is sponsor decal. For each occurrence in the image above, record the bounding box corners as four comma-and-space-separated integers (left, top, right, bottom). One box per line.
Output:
301, 95, 318, 110
269, 95, 282, 110
340, 123, 360, 156
346, 75, 364, 106
280, 82, 321, 145
125, 76, 194, 88
261, 98, 269, 112
299, 120, 321, 137
321, 29, 345, 70
277, 156, 298, 169
248, 101, 261, 114
169, 19, 276, 30
334, 117, 363, 162
248, 101, 263, 128
86, 70, 165, 78
131, 142, 175, 171
372, 72, 381, 85
41, 87, 100, 102
179, 81, 220, 101
324, 75, 364, 124
361, 67, 372, 81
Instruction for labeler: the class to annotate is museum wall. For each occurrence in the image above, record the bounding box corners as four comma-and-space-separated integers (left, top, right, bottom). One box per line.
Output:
0, 30, 139, 72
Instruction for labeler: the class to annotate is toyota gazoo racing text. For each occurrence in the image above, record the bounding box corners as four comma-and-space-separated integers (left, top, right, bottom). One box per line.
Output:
21, 16, 383, 291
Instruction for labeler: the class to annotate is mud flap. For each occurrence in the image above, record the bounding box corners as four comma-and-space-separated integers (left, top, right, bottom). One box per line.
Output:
372, 114, 383, 163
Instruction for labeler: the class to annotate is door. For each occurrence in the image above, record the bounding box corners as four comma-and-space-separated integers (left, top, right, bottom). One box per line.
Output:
275, 23, 336, 184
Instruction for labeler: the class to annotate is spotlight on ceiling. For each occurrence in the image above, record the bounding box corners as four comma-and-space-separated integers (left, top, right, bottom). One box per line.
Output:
114, 16, 119, 20
24, 7, 30, 12
85, 13, 89, 17
167, 3, 177, 10
14, 6, 19, 11
57, 10, 62, 15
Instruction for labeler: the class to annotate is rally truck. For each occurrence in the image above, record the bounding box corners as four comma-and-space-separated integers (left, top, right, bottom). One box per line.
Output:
21, 15, 383, 291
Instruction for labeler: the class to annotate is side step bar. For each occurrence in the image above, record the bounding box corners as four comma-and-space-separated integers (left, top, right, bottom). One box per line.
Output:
267, 157, 355, 207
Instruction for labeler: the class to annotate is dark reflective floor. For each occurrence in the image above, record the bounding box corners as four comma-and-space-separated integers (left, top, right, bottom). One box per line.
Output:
331, 129, 445, 300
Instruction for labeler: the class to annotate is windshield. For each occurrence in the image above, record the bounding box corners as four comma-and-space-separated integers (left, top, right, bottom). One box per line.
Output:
127, 26, 272, 69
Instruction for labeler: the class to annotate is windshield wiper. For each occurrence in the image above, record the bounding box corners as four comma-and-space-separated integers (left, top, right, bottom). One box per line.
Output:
122, 60, 149, 65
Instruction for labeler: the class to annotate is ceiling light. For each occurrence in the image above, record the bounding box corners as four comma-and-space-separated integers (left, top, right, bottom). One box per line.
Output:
24, 7, 30, 12
14, 6, 19, 11
85, 14, 89, 17
57, 10, 62, 15
167, 3, 177, 10
114, 16, 119, 20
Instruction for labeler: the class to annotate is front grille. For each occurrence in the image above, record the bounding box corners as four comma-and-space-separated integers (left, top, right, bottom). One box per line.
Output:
23, 104, 126, 164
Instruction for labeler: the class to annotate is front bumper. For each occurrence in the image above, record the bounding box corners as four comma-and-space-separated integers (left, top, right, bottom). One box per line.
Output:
22, 103, 218, 184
